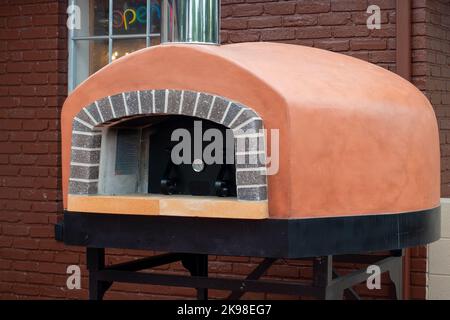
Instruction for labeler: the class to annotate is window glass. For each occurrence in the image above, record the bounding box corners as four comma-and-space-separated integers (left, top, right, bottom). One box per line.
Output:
74, 39, 109, 88
112, 39, 146, 61
70, 0, 162, 91
113, 0, 147, 35
74, 0, 109, 37
150, 0, 161, 34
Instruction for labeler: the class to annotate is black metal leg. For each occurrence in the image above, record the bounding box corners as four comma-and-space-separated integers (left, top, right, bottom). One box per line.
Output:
182, 254, 209, 300
313, 256, 338, 300
87, 248, 111, 300
332, 269, 361, 300
388, 254, 403, 300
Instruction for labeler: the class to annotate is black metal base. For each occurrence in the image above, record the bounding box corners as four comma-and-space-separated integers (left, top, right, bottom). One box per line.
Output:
56, 208, 440, 300
86, 249, 404, 300
59, 207, 440, 258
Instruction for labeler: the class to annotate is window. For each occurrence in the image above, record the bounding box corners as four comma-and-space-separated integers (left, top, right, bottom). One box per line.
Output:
68, 0, 162, 91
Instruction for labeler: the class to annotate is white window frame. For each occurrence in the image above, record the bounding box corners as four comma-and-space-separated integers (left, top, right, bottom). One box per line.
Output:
68, 0, 161, 92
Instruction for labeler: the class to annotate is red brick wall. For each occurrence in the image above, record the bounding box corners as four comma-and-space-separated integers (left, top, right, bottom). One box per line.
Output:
427, 0, 450, 198
221, 0, 398, 72
0, 0, 441, 300
0, 0, 69, 299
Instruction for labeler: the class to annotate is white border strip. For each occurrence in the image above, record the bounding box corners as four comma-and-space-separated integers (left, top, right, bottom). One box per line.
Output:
178, 90, 184, 114
71, 146, 101, 151
207, 96, 216, 120
122, 93, 129, 116
71, 162, 100, 167
220, 101, 232, 124
137, 91, 143, 114
235, 132, 264, 139
233, 117, 261, 131
108, 96, 116, 118
94, 101, 105, 123
192, 92, 200, 116
152, 90, 155, 113
236, 150, 265, 156
237, 184, 267, 189
73, 131, 102, 136
74, 117, 94, 130
236, 167, 267, 172
69, 178, 99, 183
228, 108, 246, 128
164, 89, 169, 113
83, 108, 98, 125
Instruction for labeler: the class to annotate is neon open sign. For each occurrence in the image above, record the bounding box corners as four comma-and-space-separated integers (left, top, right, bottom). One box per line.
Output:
113, 3, 161, 31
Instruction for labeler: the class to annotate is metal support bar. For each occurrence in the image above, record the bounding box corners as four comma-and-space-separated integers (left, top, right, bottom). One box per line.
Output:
312, 256, 333, 299
95, 269, 323, 297
332, 269, 361, 300
87, 248, 111, 300
227, 258, 276, 300
326, 256, 403, 300
85, 249, 404, 300
182, 254, 209, 300
106, 253, 185, 272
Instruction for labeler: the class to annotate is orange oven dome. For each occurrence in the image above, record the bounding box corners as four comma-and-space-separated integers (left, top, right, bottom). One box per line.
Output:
61, 42, 440, 219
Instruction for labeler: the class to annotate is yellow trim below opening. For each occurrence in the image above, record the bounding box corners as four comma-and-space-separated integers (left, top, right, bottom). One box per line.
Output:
67, 194, 269, 220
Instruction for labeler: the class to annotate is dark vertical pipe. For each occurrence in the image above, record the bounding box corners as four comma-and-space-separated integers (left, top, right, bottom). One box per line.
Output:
396, 0, 412, 300
396, 0, 412, 81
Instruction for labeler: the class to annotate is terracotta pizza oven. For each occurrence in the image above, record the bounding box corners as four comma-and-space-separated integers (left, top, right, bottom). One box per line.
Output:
56, 0, 441, 300
61, 41, 440, 220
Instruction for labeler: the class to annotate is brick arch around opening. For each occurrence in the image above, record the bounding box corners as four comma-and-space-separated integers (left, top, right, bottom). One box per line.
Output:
69, 89, 268, 201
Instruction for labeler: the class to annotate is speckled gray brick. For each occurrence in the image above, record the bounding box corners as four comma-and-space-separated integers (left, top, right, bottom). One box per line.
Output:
167, 90, 182, 114
181, 91, 198, 115
72, 133, 102, 149
110, 94, 127, 118
154, 90, 166, 113
71, 149, 100, 164
85, 104, 103, 123
139, 90, 154, 114
235, 153, 266, 168
237, 186, 267, 201
195, 93, 213, 119
70, 165, 100, 180
69, 181, 98, 195
229, 109, 259, 130
208, 97, 228, 123
72, 119, 93, 132
97, 97, 114, 122
236, 171, 267, 186
236, 153, 266, 167
234, 119, 263, 133
76, 109, 96, 126
222, 103, 243, 127
123, 91, 140, 115
235, 135, 264, 153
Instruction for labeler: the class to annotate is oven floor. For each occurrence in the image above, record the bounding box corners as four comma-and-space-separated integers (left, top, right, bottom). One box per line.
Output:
67, 194, 268, 219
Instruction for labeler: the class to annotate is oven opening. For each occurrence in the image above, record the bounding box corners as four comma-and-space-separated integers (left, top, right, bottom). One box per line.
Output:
98, 115, 237, 198
148, 116, 237, 197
